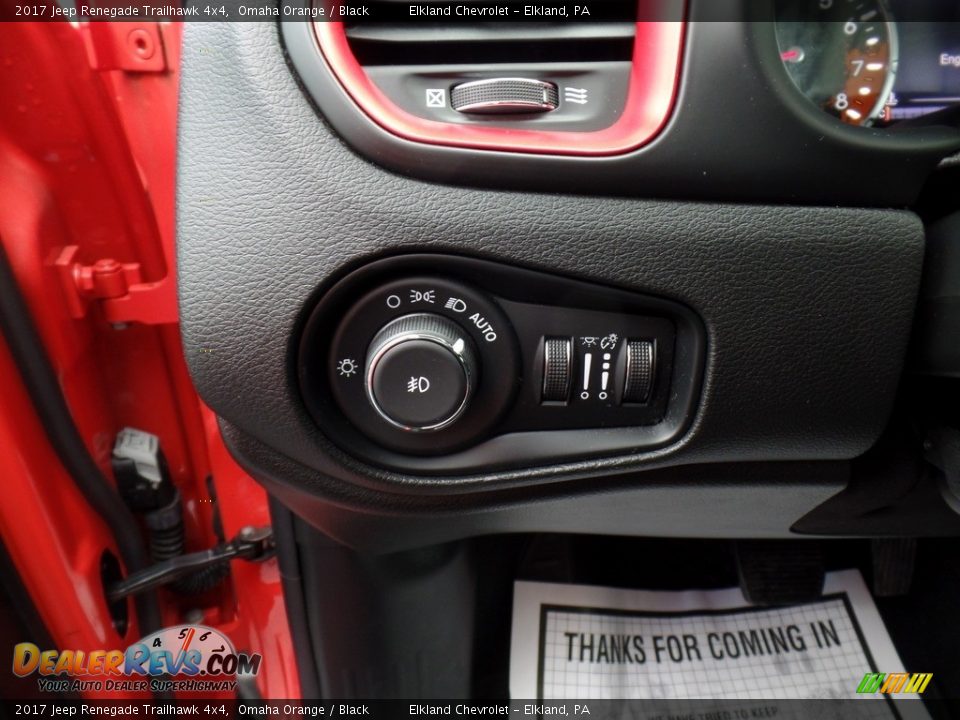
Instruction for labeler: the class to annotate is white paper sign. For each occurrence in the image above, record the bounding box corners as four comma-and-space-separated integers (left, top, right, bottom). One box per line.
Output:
510, 570, 928, 718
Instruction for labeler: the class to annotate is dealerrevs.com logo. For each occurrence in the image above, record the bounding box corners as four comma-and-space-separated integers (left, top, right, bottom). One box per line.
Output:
13, 625, 262, 694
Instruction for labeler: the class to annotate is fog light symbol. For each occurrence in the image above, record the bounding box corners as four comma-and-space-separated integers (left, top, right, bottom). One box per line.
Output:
407, 376, 431, 393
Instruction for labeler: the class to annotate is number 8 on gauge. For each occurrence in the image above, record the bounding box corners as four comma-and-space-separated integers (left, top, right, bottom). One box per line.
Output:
776, 0, 898, 125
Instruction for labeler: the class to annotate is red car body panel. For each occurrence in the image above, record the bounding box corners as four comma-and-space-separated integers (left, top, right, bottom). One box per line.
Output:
0, 19, 298, 699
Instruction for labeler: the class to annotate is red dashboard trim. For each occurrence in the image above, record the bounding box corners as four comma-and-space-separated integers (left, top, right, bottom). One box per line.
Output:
312, 12, 685, 156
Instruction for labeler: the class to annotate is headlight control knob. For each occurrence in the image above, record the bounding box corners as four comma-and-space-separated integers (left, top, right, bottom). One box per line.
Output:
365, 313, 477, 432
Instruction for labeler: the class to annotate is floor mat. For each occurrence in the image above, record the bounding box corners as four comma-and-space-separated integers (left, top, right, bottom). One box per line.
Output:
510, 569, 929, 718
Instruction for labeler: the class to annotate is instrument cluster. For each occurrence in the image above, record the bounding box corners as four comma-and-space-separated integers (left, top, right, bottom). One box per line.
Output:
776, 0, 960, 126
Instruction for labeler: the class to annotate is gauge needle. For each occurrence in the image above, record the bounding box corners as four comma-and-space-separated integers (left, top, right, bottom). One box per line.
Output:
175, 627, 196, 673
781, 47, 805, 63
180, 627, 196, 653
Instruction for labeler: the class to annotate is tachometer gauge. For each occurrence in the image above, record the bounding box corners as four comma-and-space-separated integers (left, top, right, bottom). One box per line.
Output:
776, 0, 898, 125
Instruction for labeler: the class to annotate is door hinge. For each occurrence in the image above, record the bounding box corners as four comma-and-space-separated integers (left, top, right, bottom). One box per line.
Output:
55, 245, 177, 325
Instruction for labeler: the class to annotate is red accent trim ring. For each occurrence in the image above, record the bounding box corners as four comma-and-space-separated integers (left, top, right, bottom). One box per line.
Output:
313, 10, 686, 156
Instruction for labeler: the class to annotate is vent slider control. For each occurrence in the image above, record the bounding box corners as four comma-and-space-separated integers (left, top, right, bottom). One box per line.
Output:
451, 78, 559, 115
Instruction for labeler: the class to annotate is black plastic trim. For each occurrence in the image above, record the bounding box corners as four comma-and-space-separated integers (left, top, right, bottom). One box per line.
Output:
910, 212, 960, 377
268, 498, 323, 699
0, 540, 71, 699
229, 423, 848, 550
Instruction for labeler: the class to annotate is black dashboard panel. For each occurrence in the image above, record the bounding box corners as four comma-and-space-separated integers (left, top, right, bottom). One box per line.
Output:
177, 15, 928, 548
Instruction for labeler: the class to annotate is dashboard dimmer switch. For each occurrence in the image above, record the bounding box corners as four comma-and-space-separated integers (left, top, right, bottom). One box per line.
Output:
542, 337, 573, 403
622, 340, 655, 404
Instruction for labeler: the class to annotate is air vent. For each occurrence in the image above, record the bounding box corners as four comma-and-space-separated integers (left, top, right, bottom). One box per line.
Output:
345, 3, 638, 65
311, 0, 686, 155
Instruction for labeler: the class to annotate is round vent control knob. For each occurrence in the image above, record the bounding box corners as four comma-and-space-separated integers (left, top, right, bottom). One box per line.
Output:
365, 314, 477, 432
